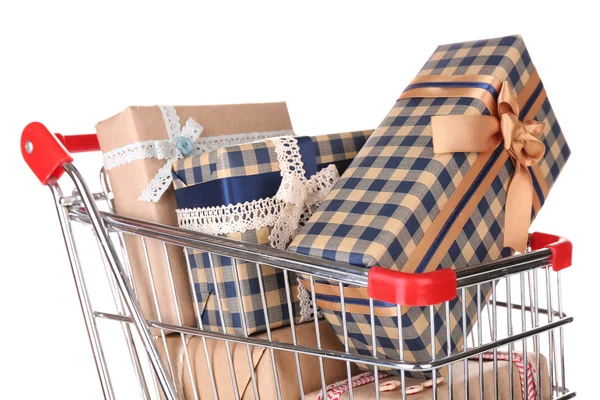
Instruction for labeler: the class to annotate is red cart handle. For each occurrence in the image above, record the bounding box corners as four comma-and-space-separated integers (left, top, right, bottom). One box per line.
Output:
530, 232, 572, 272
368, 232, 572, 306
21, 122, 100, 185
55, 132, 100, 153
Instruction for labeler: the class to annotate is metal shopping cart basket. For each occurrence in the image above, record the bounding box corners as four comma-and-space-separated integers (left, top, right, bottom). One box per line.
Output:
21, 122, 575, 399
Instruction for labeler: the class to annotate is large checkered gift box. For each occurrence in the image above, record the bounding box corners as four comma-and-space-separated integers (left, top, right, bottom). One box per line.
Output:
289, 36, 570, 376
172, 130, 373, 335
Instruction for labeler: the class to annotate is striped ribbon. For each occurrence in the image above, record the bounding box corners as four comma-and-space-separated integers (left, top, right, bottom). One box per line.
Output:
473, 352, 538, 400
316, 372, 390, 400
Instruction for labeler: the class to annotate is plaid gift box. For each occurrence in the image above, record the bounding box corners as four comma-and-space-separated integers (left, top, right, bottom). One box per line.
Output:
172, 130, 373, 335
289, 36, 570, 376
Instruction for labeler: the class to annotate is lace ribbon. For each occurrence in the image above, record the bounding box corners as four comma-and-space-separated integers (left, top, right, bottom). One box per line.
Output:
177, 197, 286, 235
268, 137, 340, 249
102, 105, 293, 202
297, 276, 323, 322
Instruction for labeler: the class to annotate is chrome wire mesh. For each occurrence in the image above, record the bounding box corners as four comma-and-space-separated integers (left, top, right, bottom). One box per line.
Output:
48, 165, 575, 400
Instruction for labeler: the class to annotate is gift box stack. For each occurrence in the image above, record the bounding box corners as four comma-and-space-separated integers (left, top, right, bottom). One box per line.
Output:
96, 34, 568, 399
96, 102, 371, 398
96, 103, 295, 330
171, 129, 372, 335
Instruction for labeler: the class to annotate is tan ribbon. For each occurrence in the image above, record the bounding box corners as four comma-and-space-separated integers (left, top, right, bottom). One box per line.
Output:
431, 81, 545, 253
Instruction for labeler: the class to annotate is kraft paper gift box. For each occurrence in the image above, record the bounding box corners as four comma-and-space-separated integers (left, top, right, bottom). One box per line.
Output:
157, 319, 357, 400
306, 352, 550, 400
172, 130, 373, 335
96, 103, 294, 329
289, 35, 570, 376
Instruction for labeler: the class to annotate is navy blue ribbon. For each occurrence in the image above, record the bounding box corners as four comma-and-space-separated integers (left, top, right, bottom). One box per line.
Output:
175, 137, 349, 209
297, 136, 318, 178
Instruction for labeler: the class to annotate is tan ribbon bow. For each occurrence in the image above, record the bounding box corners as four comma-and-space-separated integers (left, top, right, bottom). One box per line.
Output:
431, 81, 546, 253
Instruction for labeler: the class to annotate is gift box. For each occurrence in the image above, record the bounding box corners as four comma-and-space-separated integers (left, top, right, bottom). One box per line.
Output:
96, 103, 294, 328
305, 352, 550, 399
172, 130, 373, 335
289, 36, 570, 375
157, 319, 357, 400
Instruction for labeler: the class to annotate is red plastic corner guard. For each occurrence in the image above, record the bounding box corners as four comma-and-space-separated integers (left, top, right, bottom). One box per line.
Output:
21, 123, 100, 185
530, 232, 572, 272
368, 267, 457, 307
21, 122, 73, 184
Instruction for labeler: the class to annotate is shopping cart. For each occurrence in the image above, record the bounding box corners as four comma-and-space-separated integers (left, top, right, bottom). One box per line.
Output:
21, 122, 575, 399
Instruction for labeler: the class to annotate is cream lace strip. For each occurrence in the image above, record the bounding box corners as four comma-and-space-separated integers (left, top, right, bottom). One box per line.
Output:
177, 136, 339, 322
102, 105, 293, 202
177, 197, 286, 235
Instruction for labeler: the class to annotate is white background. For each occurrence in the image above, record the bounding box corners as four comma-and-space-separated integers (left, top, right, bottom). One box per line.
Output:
1, 1, 597, 398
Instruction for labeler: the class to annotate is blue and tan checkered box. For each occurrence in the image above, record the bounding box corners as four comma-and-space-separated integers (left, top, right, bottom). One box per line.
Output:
289, 36, 570, 376
172, 130, 373, 335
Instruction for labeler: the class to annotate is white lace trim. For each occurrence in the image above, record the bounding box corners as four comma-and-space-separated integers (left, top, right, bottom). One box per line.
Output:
160, 105, 182, 140
194, 131, 292, 154
175, 164, 339, 237
101, 105, 293, 202
103, 130, 292, 171
268, 163, 339, 250
298, 277, 323, 322
103, 106, 204, 172
104, 140, 166, 170
273, 135, 307, 183
177, 197, 286, 236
